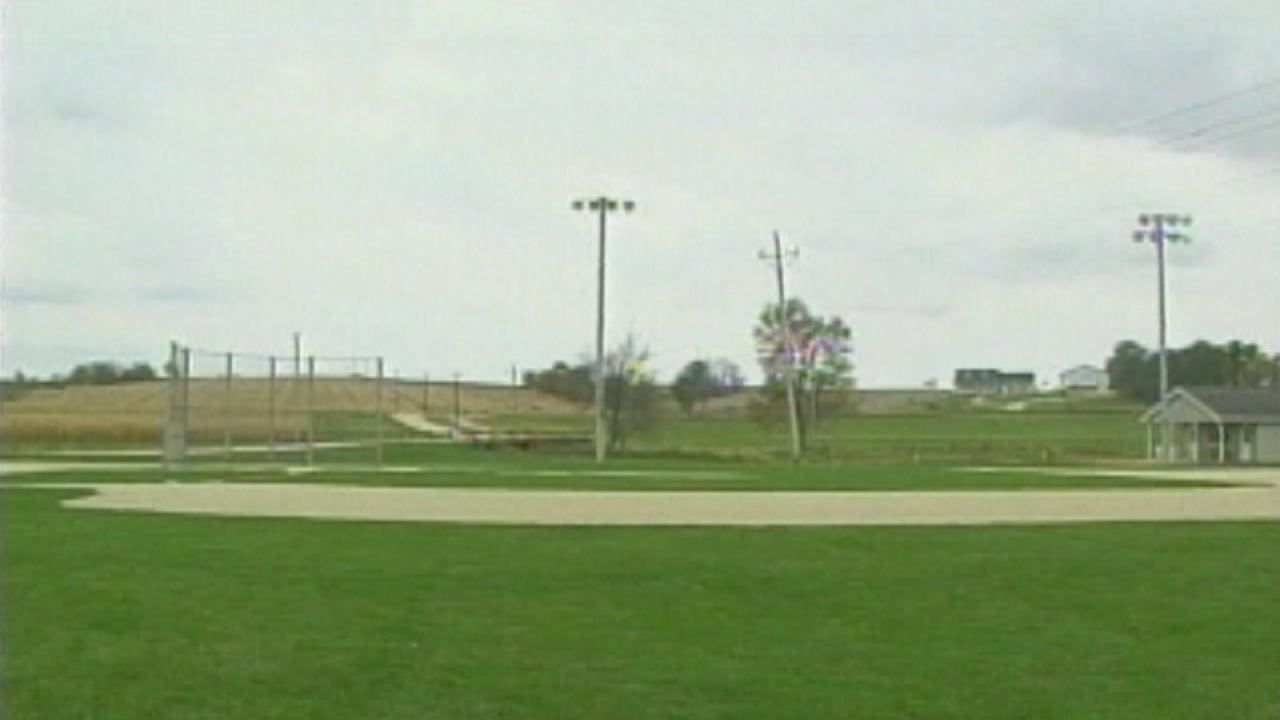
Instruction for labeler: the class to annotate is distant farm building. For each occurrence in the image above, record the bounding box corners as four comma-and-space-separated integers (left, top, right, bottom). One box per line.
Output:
954, 369, 1036, 395
1059, 365, 1109, 391
1141, 387, 1280, 463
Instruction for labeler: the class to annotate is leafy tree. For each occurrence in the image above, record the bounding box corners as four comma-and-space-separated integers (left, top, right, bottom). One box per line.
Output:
1106, 341, 1156, 402
672, 358, 744, 416
68, 361, 123, 385
65, 361, 158, 385
1106, 339, 1278, 401
1169, 341, 1232, 388
120, 363, 158, 382
752, 298, 854, 446
523, 361, 593, 405
1224, 341, 1269, 386
1243, 352, 1280, 388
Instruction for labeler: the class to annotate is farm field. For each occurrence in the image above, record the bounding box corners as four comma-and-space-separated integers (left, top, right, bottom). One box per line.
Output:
0, 379, 581, 447
4, 485, 1278, 719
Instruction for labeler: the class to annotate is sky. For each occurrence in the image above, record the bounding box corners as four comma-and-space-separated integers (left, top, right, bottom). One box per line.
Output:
3, 1, 1279, 387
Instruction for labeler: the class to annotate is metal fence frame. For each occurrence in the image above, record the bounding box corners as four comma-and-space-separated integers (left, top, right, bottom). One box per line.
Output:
163, 341, 388, 469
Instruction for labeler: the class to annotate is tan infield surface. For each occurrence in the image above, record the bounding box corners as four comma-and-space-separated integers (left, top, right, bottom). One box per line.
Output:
14, 466, 1278, 527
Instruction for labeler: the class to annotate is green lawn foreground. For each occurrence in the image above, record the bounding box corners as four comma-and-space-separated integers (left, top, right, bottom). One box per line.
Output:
3, 489, 1278, 719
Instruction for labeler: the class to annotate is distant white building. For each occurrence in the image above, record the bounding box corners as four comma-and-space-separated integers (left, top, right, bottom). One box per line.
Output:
1059, 365, 1109, 391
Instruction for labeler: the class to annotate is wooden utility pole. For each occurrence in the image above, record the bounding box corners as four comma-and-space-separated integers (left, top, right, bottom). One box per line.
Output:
759, 231, 802, 460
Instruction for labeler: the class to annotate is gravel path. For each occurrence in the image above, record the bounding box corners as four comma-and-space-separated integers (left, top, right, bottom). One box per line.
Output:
40, 467, 1280, 526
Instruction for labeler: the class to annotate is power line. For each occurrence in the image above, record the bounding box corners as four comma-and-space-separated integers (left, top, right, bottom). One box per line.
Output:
1175, 115, 1280, 152
968, 81, 1280, 229
1108, 76, 1280, 135
1154, 105, 1280, 147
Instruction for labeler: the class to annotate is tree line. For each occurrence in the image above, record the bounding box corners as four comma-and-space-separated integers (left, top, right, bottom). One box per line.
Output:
523, 297, 855, 452
5, 360, 160, 387
1106, 339, 1279, 402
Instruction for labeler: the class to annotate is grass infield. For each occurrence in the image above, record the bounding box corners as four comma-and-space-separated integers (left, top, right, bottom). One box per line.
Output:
4, 488, 1278, 719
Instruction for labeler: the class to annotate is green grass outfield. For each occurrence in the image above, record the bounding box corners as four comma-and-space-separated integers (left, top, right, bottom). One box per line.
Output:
4, 487, 1278, 719
628, 411, 1146, 463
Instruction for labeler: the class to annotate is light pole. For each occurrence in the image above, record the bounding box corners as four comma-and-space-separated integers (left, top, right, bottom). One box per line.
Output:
573, 196, 635, 463
1133, 212, 1192, 461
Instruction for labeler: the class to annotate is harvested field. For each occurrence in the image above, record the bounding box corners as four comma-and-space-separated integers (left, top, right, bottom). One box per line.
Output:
1, 379, 585, 445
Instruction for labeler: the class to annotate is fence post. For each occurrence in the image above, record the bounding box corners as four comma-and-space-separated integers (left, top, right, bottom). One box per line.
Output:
453, 374, 461, 433
164, 340, 182, 470
306, 356, 316, 466
268, 355, 277, 462
182, 347, 191, 453
511, 364, 518, 414
427, 368, 437, 415
376, 357, 385, 467
223, 352, 233, 464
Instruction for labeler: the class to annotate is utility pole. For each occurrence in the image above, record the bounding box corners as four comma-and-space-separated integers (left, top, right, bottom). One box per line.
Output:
759, 231, 803, 460
1133, 213, 1192, 461
572, 195, 636, 463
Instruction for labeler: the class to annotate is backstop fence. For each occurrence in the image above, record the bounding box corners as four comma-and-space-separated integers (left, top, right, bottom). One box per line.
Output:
163, 342, 397, 468
159, 342, 572, 468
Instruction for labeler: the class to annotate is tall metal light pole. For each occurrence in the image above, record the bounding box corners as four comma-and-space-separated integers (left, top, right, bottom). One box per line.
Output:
1133, 212, 1192, 461
573, 196, 635, 463
759, 231, 803, 460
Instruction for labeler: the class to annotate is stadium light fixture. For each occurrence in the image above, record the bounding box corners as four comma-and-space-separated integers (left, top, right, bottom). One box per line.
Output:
1132, 211, 1194, 461
572, 195, 636, 464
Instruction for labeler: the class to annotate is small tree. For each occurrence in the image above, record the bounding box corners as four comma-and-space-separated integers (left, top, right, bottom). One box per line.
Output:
524, 338, 660, 450
672, 358, 744, 416
523, 361, 594, 406
120, 363, 158, 382
601, 335, 658, 451
68, 361, 123, 385
752, 298, 854, 447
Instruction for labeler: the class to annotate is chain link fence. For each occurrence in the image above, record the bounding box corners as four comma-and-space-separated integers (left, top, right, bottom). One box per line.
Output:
158, 343, 591, 468
163, 343, 394, 467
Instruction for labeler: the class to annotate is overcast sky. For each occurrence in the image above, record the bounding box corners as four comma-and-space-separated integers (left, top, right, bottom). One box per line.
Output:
4, 1, 1279, 387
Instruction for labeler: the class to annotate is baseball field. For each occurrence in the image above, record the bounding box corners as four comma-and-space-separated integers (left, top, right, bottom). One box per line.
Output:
3, 386, 1278, 718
